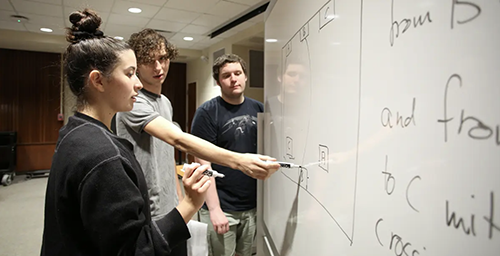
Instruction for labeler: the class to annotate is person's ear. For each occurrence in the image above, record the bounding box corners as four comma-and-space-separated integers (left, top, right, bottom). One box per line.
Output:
135, 66, 141, 78
88, 70, 105, 92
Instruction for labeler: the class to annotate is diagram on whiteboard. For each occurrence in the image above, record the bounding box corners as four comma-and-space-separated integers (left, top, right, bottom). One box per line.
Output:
264, 0, 500, 255
275, 0, 362, 245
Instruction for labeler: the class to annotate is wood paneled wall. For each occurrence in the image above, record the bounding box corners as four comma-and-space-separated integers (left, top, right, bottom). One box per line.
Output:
162, 62, 187, 163
0, 48, 62, 172
162, 62, 187, 132
0, 50, 188, 170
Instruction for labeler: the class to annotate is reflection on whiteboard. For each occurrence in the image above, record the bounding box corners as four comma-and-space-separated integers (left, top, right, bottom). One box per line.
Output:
263, 0, 500, 255
273, 0, 360, 246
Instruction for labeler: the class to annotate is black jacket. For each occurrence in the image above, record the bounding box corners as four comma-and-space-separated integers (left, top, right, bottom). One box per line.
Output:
41, 112, 190, 255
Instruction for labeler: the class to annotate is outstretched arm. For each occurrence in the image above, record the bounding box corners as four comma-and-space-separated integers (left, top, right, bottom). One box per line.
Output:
144, 116, 279, 180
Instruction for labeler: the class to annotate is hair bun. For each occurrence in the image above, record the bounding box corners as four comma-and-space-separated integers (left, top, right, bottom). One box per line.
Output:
69, 12, 84, 26
66, 9, 103, 44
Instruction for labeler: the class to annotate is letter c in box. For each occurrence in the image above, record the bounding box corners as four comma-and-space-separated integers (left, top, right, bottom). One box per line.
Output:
320, 0, 335, 30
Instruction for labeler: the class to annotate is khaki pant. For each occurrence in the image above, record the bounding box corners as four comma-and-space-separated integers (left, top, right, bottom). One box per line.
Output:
199, 208, 256, 256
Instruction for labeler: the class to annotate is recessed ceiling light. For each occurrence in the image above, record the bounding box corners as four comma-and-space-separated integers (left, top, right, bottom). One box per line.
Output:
183, 36, 194, 41
128, 7, 142, 14
265, 38, 278, 43
114, 36, 124, 40
40, 28, 53, 33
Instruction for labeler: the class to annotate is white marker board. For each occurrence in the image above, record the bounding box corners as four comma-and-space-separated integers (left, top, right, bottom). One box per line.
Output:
258, 0, 500, 255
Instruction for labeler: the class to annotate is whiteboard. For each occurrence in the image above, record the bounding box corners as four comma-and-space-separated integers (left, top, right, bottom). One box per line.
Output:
259, 0, 500, 255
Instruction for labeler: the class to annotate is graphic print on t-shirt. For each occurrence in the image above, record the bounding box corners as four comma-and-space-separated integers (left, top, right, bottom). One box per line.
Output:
221, 115, 258, 143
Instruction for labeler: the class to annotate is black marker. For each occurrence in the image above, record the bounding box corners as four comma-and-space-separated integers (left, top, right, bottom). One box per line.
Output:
267, 161, 302, 168
181, 163, 225, 178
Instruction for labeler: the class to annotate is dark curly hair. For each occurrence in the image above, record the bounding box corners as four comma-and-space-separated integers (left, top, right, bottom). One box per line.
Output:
64, 8, 131, 111
128, 28, 178, 65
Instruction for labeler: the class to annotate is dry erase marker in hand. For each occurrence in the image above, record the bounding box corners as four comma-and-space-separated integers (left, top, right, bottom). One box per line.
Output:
182, 163, 225, 178
266, 160, 302, 168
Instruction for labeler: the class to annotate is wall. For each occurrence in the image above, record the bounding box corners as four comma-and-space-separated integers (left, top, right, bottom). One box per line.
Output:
63, 80, 75, 124
161, 63, 187, 131
187, 22, 265, 107
0, 30, 67, 54
186, 54, 219, 108
232, 44, 264, 103
0, 48, 62, 172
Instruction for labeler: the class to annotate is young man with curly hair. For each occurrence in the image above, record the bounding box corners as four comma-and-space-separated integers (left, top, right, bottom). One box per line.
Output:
115, 29, 280, 256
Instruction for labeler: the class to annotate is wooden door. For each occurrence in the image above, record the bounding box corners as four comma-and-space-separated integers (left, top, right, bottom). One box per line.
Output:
186, 82, 196, 163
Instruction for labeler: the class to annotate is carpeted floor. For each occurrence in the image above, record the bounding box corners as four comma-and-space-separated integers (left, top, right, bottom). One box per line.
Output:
0, 173, 47, 256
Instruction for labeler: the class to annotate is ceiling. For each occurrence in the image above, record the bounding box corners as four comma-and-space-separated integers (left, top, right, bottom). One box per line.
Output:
0, 0, 266, 56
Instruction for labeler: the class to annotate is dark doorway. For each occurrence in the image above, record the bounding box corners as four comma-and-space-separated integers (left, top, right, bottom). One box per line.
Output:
186, 82, 197, 163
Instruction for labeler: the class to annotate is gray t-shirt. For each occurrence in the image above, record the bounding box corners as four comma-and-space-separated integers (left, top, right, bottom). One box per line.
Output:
116, 89, 178, 220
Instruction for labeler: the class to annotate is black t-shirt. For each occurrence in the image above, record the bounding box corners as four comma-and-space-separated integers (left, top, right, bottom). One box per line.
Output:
191, 96, 263, 211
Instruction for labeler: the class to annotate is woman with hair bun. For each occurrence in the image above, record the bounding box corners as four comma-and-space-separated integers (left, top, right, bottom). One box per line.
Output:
40, 9, 212, 256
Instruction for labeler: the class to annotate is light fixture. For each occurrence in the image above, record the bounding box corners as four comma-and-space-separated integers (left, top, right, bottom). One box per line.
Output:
10, 15, 29, 23
114, 36, 124, 40
183, 36, 194, 41
265, 38, 278, 43
128, 7, 142, 14
40, 28, 53, 33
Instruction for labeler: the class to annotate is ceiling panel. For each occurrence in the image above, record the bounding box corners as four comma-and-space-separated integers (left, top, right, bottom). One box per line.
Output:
206, 1, 247, 18
0, 10, 17, 21
191, 14, 226, 28
146, 19, 188, 33
103, 23, 143, 40
154, 8, 201, 24
107, 13, 150, 27
214, 29, 238, 39
110, 1, 161, 19
0, 0, 265, 52
18, 13, 65, 31
124, 0, 168, 7
167, 35, 196, 48
0, 20, 26, 30
26, 0, 61, 5
164, 0, 220, 14
230, 19, 258, 32
196, 36, 223, 46
11, 0, 63, 17
63, 0, 114, 13
169, 32, 206, 44
0, 0, 14, 11
154, 30, 175, 39
180, 24, 211, 35
223, 0, 265, 7
24, 22, 65, 35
